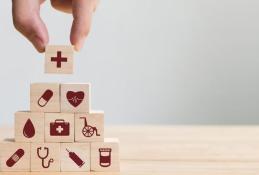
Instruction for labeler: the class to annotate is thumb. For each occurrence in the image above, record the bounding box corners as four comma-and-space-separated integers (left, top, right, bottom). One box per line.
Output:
12, 0, 49, 52
70, 0, 97, 51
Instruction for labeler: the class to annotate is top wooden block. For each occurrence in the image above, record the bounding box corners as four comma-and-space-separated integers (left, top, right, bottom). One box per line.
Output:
45, 45, 74, 74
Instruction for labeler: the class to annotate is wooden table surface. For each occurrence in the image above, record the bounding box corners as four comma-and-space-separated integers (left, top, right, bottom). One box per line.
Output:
1, 125, 259, 175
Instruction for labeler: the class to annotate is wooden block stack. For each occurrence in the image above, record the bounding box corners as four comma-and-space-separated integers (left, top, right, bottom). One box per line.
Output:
0, 46, 120, 172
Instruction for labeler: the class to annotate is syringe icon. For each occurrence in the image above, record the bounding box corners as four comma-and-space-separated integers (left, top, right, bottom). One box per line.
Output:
66, 149, 85, 167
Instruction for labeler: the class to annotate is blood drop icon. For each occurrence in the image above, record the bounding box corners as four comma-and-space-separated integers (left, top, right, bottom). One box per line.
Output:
23, 119, 35, 138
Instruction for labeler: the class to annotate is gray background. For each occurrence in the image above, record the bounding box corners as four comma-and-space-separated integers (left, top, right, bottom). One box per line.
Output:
0, 0, 259, 125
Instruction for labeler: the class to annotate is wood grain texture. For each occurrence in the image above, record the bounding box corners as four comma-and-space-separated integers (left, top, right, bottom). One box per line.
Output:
30, 83, 60, 112
31, 143, 60, 172
0, 142, 30, 172
45, 45, 74, 74
1, 125, 259, 174
60, 143, 90, 172
60, 83, 91, 113
45, 113, 74, 143
91, 138, 120, 172
75, 111, 104, 142
15, 112, 44, 143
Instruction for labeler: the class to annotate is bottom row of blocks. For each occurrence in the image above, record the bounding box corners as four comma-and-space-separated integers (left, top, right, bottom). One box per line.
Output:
0, 138, 119, 172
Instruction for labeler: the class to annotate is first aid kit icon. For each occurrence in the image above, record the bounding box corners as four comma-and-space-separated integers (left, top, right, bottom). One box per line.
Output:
50, 119, 70, 136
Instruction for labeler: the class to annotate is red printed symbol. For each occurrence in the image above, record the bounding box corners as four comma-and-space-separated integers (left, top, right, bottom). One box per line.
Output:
38, 89, 53, 107
23, 119, 35, 138
50, 119, 70, 136
99, 148, 112, 167
80, 117, 100, 137
51, 51, 67, 68
66, 149, 85, 167
37, 147, 54, 168
6, 149, 25, 167
66, 91, 84, 107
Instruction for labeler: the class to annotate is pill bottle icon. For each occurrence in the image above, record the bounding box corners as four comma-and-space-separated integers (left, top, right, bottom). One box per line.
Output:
6, 149, 25, 167
38, 89, 53, 107
99, 148, 112, 167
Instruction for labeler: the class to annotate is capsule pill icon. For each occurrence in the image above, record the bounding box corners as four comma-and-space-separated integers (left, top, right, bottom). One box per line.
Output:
6, 149, 25, 167
38, 89, 53, 107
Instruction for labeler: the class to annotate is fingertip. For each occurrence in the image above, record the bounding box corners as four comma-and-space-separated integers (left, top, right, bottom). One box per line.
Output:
70, 0, 95, 51
70, 26, 87, 51
30, 32, 49, 53
34, 43, 46, 53
71, 37, 85, 52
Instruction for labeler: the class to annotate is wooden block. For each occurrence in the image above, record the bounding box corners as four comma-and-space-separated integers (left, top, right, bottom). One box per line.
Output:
31, 143, 60, 172
45, 113, 74, 143
60, 143, 90, 172
0, 142, 30, 172
15, 111, 44, 143
75, 111, 104, 142
45, 45, 74, 74
30, 83, 60, 112
61, 83, 91, 113
91, 138, 120, 172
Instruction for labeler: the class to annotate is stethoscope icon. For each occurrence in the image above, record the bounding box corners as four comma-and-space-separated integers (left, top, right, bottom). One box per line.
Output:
37, 147, 54, 168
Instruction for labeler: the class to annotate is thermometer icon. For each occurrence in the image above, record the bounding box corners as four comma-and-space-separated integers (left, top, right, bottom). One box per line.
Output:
66, 149, 85, 167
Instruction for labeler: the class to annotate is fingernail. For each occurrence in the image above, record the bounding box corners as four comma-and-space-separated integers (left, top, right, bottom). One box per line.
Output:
32, 35, 46, 53
75, 38, 85, 51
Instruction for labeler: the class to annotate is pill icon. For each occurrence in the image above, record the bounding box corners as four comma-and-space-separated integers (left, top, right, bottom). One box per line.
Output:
38, 89, 53, 107
6, 149, 25, 167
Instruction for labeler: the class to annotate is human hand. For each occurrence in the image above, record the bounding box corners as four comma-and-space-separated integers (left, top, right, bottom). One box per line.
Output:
12, 0, 99, 52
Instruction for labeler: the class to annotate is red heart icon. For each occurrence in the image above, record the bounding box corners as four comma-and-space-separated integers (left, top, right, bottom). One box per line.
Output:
66, 91, 85, 107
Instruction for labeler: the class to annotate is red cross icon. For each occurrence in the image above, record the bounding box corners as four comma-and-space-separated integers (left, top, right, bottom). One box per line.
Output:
56, 125, 64, 133
51, 51, 67, 68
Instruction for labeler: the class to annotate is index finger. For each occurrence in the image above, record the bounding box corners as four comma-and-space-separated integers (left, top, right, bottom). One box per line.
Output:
70, 0, 98, 51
